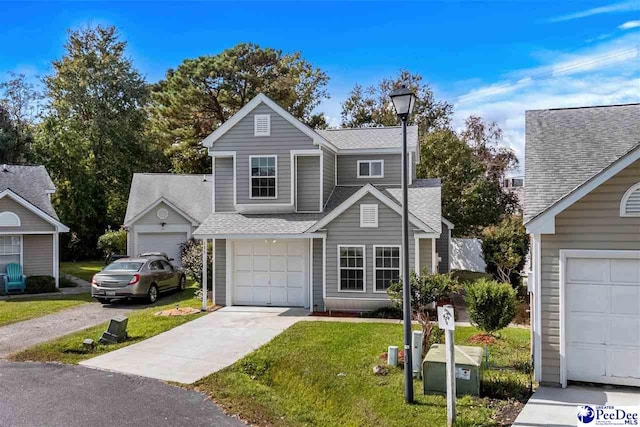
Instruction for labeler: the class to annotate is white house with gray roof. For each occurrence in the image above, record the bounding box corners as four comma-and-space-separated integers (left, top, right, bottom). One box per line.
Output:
524, 103, 640, 388
124, 93, 453, 312
0, 165, 69, 288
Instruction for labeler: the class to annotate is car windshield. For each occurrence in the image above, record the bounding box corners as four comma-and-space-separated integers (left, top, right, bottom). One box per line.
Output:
103, 262, 144, 272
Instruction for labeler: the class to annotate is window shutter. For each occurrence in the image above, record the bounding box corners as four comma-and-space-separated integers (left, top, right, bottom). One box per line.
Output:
360, 204, 379, 228
622, 184, 640, 216
254, 114, 271, 136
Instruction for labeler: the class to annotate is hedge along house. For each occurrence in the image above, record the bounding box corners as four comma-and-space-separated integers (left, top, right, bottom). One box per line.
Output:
0, 165, 69, 288
525, 104, 640, 388
188, 93, 453, 312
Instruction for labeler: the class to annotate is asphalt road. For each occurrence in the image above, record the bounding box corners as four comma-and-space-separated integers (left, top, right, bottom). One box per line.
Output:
0, 361, 245, 427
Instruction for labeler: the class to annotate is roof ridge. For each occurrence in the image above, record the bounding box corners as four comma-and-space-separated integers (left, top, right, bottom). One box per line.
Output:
319, 125, 417, 131
527, 103, 640, 113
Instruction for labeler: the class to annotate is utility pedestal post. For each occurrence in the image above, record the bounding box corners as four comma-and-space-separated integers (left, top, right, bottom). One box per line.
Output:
438, 304, 456, 427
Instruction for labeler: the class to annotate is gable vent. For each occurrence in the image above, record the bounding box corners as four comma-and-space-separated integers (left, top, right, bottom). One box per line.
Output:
621, 183, 640, 217
360, 204, 379, 228
254, 114, 271, 136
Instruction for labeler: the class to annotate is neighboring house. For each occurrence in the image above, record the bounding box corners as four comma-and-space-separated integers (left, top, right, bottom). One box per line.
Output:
125, 93, 453, 312
501, 175, 524, 209
524, 103, 640, 388
0, 165, 69, 288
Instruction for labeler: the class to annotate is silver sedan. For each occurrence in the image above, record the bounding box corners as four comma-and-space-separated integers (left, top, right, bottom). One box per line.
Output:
91, 256, 186, 304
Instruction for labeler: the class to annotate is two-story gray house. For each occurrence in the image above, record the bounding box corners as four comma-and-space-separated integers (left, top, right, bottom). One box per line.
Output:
124, 93, 453, 312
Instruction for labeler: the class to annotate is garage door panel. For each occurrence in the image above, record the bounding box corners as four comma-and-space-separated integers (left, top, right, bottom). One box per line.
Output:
610, 318, 640, 346
253, 287, 270, 302
287, 257, 304, 272
270, 272, 287, 287
287, 242, 305, 256
235, 241, 253, 256
253, 256, 269, 272
235, 271, 253, 286
610, 349, 640, 379
568, 346, 607, 380
270, 256, 287, 272
271, 243, 287, 256
137, 232, 187, 266
610, 259, 640, 283
235, 255, 252, 271
288, 287, 304, 305
234, 287, 253, 304
253, 242, 269, 256
287, 272, 304, 287
567, 258, 608, 283
611, 287, 640, 315
568, 315, 606, 344
253, 272, 270, 287
567, 284, 607, 313
270, 288, 287, 305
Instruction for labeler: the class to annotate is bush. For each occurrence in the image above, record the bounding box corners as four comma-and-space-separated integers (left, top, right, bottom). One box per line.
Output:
25, 276, 57, 294
368, 306, 403, 319
97, 229, 127, 261
58, 277, 78, 288
481, 215, 529, 286
180, 238, 212, 290
387, 270, 459, 354
465, 278, 517, 335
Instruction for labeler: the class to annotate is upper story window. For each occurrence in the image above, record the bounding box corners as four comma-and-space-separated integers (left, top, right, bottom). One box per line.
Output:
620, 182, 640, 217
250, 155, 277, 199
254, 114, 271, 136
357, 160, 384, 178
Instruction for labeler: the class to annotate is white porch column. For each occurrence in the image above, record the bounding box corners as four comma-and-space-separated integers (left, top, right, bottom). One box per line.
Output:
201, 238, 208, 311
211, 239, 216, 305
431, 238, 437, 273
53, 232, 59, 288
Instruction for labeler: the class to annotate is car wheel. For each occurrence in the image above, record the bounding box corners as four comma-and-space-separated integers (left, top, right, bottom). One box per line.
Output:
147, 284, 159, 304
178, 275, 186, 292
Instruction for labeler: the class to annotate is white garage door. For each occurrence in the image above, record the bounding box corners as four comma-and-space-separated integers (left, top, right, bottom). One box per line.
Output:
565, 251, 640, 387
137, 232, 187, 266
233, 240, 307, 307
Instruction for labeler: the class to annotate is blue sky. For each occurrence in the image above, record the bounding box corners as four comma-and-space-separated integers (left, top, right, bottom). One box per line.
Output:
2, 1, 639, 169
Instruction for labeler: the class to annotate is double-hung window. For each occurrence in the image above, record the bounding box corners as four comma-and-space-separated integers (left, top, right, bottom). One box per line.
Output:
374, 245, 400, 292
338, 245, 365, 292
0, 236, 21, 274
357, 160, 384, 178
250, 156, 277, 199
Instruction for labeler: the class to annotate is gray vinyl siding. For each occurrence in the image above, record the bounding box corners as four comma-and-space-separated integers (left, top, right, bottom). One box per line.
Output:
214, 157, 234, 212
322, 147, 336, 206
214, 239, 226, 305
296, 156, 321, 212
0, 197, 55, 233
312, 238, 324, 311
23, 234, 54, 276
418, 238, 433, 274
210, 103, 317, 205
539, 159, 640, 385
137, 201, 191, 225
337, 154, 401, 186
436, 222, 450, 273
324, 193, 416, 298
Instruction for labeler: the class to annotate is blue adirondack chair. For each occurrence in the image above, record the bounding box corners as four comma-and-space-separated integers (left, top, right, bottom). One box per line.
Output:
4, 263, 26, 294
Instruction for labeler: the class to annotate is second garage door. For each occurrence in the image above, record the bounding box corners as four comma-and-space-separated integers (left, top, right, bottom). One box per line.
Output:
564, 251, 640, 387
137, 232, 187, 266
233, 240, 308, 307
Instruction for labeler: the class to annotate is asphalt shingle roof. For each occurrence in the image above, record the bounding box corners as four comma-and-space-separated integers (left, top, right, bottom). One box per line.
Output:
0, 164, 59, 219
384, 179, 442, 234
124, 174, 213, 225
317, 126, 418, 151
524, 104, 640, 222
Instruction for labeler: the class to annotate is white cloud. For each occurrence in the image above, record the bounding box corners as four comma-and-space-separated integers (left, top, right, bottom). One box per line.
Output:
619, 20, 640, 29
453, 34, 640, 173
548, 1, 640, 23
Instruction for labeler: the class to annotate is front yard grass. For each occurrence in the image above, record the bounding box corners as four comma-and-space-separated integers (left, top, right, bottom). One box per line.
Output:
0, 293, 94, 327
195, 322, 530, 427
10, 287, 208, 364
60, 260, 104, 282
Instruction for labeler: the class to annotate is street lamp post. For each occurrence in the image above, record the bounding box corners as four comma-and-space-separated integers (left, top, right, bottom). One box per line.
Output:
390, 85, 416, 404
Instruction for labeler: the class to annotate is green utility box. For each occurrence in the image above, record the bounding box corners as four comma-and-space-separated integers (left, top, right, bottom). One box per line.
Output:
423, 344, 484, 396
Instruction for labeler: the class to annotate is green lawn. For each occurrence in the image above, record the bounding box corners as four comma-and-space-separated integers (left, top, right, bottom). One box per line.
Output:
60, 260, 105, 282
195, 322, 531, 427
0, 293, 94, 327
10, 288, 209, 364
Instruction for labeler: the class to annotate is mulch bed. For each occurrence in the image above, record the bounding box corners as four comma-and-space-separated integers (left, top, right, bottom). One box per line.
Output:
155, 305, 222, 316
467, 333, 497, 345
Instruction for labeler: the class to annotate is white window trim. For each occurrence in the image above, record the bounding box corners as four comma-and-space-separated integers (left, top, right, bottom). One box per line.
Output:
254, 114, 271, 136
0, 234, 23, 272
373, 245, 401, 293
620, 182, 640, 217
249, 155, 278, 200
359, 204, 379, 228
357, 160, 384, 179
337, 244, 366, 293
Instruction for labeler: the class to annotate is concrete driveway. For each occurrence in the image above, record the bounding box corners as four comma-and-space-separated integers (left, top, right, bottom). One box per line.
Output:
0, 361, 243, 427
514, 385, 640, 427
80, 306, 307, 383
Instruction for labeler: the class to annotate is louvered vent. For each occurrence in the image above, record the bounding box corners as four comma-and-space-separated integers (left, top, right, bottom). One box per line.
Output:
254, 114, 271, 136
360, 204, 379, 228
622, 183, 640, 216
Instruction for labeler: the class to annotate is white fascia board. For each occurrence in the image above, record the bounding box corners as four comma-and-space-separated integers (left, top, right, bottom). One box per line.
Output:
124, 196, 200, 227
337, 147, 418, 155
307, 184, 435, 233
442, 217, 455, 230
192, 232, 327, 240
201, 93, 338, 152
525, 145, 640, 235
0, 189, 70, 232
